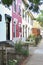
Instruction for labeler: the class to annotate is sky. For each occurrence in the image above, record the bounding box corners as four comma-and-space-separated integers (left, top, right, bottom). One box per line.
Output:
39, 4, 43, 10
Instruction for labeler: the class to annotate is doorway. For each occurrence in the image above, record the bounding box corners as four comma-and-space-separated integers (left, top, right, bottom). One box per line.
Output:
5, 14, 11, 40
6, 22, 10, 40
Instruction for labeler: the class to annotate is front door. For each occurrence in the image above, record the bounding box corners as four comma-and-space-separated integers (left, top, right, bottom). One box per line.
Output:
6, 22, 10, 40
5, 14, 11, 40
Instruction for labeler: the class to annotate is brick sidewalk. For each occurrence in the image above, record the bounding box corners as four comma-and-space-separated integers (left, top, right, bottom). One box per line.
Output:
24, 39, 43, 65
26, 54, 43, 65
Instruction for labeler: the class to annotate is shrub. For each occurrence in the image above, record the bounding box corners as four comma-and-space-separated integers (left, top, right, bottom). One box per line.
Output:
38, 35, 42, 40
26, 34, 42, 46
26, 34, 36, 41
15, 41, 22, 54
21, 49, 29, 56
35, 36, 39, 45
15, 41, 29, 56
35, 35, 42, 45
8, 59, 17, 65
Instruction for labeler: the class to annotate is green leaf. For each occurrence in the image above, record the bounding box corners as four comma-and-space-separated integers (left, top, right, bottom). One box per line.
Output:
2, 0, 12, 6
36, 10, 43, 27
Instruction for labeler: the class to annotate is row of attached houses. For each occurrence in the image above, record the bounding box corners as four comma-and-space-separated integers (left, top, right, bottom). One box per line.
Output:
0, 0, 34, 42
12, 0, 34, 42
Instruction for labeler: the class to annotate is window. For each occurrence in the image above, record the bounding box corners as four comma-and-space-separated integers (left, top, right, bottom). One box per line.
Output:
28, 28, 29, 36
23, 25, 24, 37
13, 22, 16, 37
31, 19, 33, 25
28, 16, 29, 23
25, 13, 27, 20
0, 0, 1, 3
25, 25, 27, 39
14, 0, 16, 12
19, 23, 21, 32
22, 9, 24, 18
0, 14, 2, 21
18, 5, 21, 15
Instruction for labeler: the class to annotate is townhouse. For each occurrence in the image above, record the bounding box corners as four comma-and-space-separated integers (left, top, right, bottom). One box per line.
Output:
21, 0, 34, 41
21, 0, 29, 41
0, 1, 12, 41
12, 0, 22, 42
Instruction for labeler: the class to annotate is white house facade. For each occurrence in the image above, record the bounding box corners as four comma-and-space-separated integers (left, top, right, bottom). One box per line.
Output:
0, 2, 12, 41
21, 1, 33, 41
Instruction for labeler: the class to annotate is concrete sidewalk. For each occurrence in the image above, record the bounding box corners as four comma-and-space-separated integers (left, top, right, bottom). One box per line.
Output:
25, 39, 43, 65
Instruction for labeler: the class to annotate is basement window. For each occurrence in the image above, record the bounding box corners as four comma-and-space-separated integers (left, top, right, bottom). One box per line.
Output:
0, 14, 2, 21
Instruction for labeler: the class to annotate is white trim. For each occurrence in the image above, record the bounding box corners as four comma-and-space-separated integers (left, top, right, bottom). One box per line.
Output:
14, 22, 16, 37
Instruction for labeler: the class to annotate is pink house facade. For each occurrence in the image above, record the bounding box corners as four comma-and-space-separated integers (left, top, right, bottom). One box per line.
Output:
12, 0, 22, 41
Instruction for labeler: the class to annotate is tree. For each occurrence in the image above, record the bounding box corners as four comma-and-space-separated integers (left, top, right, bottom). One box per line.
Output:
2, 0, 43, 12
36, 10, 43, 27
22, 0, 43, 12
29, 0, 41, 12
2, 0, 12, 6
